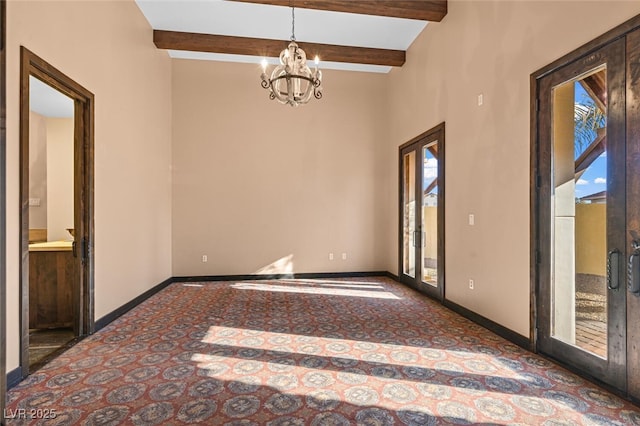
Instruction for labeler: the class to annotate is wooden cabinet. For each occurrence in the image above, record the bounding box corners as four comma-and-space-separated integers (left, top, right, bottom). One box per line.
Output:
29, 245, 74, 329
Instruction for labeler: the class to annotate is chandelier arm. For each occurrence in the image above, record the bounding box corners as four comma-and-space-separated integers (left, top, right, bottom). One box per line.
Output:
272, 80, 290, 104
286, 74, 294, 105
262, 73, 320, 106
269, 74, 316, 85
299, 82, 315, 104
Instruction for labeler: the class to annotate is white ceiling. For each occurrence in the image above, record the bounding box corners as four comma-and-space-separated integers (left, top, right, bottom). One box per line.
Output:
135, 0, 428, 73
30, 76, 74, 118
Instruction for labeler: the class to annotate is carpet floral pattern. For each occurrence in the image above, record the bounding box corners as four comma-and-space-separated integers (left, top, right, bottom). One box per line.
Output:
6, 277, 640, 425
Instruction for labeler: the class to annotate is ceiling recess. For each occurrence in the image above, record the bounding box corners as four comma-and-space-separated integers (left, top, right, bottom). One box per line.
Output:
142, 0, 447, 72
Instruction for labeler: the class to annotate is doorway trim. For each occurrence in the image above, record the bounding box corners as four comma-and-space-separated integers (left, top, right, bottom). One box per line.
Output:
397, 122, 445, 301
1, 0, 7, 417
19, 47, 94, 376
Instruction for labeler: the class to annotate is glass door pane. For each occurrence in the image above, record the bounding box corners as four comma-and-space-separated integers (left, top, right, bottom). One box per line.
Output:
403, 151, 416, 278
422, 142, 438, 287
551, 67, 608, 358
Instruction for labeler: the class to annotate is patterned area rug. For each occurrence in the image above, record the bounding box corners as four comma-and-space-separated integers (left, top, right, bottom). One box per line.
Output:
6, 277, 640, 425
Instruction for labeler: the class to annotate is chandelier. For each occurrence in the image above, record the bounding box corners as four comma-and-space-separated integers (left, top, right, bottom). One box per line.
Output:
260, 7, 322, 107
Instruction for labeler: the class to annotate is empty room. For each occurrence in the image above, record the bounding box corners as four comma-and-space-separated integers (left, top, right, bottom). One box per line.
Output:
3, 0, 640, 424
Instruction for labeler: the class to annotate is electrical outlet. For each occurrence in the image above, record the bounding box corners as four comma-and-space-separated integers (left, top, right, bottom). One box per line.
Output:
468, 214, 475, 226
469, 279, 474, 290
342, 253, 347, 260
202, 255, 208, 263
329, 253, 334, 260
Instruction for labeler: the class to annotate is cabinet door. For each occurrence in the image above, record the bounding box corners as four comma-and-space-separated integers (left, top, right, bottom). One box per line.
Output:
29, 251, 73, 329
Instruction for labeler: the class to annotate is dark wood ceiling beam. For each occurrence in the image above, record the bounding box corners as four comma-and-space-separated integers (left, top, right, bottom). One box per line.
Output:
154, 30, 405, 67
579, 72, 607, 111
427, 145, 438, 158
575, 128, 606, 175
228, 0, 447, 22
424, 178, 438, 195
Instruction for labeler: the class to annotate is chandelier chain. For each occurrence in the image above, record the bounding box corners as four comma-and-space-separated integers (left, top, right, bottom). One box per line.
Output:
291, 7, 296, 41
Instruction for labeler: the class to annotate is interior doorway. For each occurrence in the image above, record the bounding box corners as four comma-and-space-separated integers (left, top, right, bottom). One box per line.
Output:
398, 122, 445, 301
532, 16, 640, 398
19, 47, 94, 375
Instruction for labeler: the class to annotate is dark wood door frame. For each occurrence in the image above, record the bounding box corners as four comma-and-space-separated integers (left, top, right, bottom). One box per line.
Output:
397, 122, 445, 302
535, 39, 626, 390
1, 0, 7, 418
19, 47, 95, 377
625, 26, 640, 401
531, 15, 640, 345
531, 14, 640, 396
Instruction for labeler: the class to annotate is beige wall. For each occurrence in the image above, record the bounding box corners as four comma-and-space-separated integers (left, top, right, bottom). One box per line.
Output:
423, 206, 438, 262
552, 82, 577, 342
6, 0, 172, 371
28, 114, 75, 240
384, 1, 640, 336
171, 60, 387, 276
28, 111, 47, 229
46, 117, 74, 241
576, 203, 606, 276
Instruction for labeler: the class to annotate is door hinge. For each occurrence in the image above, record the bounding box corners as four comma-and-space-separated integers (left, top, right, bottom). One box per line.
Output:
535, 99, 540, 112
80, 238, 88, 263
535, 250, 542, 264
536, 174, 542, 188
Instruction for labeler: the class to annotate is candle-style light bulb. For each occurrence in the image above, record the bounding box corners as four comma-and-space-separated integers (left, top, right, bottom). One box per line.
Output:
261, 58, 268, 72
314, 55, 319, 66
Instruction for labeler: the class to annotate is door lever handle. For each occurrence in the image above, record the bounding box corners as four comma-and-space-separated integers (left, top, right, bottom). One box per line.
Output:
607, 249, 620, 290
628, 240, 640, 295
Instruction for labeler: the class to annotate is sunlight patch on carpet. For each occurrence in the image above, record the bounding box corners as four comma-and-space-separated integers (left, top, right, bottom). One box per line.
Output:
231, 282, 400, 299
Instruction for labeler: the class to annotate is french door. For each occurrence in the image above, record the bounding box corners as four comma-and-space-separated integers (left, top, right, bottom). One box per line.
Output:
534, 24, 640, 397
398, 123, 444, 301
